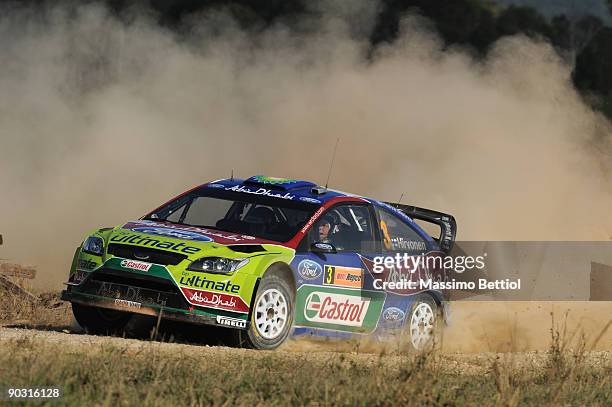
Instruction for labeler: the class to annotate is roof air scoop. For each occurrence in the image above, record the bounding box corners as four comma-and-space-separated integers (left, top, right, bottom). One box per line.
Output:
242, 176, 316, 191
311, 186, 327, 195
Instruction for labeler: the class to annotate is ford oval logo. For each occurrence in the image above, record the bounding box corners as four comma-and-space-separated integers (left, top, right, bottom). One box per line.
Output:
132, 227, 213, 242
382, 307, 405, 323
298, 259, 323, 280
299, 197, 322, 204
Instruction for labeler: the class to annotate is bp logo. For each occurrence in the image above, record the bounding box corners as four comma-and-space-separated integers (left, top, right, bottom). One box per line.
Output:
132, 227, 213, 242
297, 259, 323, 280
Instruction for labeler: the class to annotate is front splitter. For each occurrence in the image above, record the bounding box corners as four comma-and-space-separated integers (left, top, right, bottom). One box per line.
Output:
61, 290, 249, 330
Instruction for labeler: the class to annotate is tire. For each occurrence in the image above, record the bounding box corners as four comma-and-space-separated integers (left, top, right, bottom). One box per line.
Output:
72, 303, 132, 335
236, 273, 294, 350
404, 294, 442, 351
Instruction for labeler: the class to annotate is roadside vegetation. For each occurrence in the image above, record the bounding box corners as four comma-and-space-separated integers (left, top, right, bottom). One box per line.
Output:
0, 288, 70, 328
0, 308, 609, 406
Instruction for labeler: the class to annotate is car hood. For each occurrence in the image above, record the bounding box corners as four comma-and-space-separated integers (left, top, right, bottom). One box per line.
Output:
107, 220, 280, 254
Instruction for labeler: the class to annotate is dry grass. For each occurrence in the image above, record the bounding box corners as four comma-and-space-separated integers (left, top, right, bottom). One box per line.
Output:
0, 311, 610, 406
1, 287, 610, 405
0, 287, 71, 328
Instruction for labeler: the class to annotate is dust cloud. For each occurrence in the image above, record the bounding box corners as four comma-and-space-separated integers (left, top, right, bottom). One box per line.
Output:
1, 1, 612, 292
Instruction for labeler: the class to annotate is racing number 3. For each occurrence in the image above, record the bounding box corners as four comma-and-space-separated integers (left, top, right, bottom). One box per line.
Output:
380, 220, 392, 250
324, 265, 334, 285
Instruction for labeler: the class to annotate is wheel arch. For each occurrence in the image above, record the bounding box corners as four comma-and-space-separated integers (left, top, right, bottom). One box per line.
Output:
262, 261, 296, 294
419, 290, 450, 326
247, 261, 297, 322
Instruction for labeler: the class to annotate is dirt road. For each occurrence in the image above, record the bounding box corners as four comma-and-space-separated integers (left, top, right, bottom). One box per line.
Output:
1, 324, 610, 405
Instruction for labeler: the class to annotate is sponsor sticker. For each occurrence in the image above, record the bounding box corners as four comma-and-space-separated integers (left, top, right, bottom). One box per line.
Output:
131, 227, 213, 242
179, 274, 240, 294
114, 298, 142, 309
124, 220, 257, 243
250, 176, 299, 185
216, 315, 247, 329
180, 287, 249, 313
225, 185, 295, 200
294, 285, 386, 333
323, 265, 363, 288
207, 183, 225, 189
382, 307, 405, 323
297, 259, 323, 280
120, 259, 152, 272
70, 270, 88, 284
110, 233, 202, 254
96, 282, 171, 307
299, 197, 322, 204
304, 291, 370, 327
300, 206, 325, 234
77, 259, 97, 271
313, 242, 334, 252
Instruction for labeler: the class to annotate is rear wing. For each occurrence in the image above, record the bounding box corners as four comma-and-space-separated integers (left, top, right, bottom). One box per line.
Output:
384, 203, 457, 253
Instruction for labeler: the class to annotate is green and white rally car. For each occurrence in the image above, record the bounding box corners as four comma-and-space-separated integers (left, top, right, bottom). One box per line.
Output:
62, 176, 456, 350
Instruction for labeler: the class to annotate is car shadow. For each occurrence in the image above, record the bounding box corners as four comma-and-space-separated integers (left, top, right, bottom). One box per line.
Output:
3, 316, 239, 347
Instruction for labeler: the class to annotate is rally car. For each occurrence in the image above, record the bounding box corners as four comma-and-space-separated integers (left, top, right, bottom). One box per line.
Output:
62, 175, 456, 350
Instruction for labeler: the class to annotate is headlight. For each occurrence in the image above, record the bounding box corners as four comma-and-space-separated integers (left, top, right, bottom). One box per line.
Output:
82, 236, 104, 256
188, 257, 249, 274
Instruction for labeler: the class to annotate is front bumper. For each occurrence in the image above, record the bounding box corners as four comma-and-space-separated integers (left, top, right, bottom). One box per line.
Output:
62, 269, 249, 330
63, 290, 238, 326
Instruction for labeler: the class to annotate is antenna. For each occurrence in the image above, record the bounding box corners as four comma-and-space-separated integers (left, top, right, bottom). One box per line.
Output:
395, 193, 404, 208
324, 138, 340, 190
230, 169, 234, 181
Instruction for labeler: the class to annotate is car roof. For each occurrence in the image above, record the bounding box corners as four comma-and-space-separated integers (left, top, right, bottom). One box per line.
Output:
179, 175, 434, 244
203, 176, 434, 243
204, 175, 373, 206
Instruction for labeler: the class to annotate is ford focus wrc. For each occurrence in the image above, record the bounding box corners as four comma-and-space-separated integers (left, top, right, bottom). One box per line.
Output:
62, 175, 457, 350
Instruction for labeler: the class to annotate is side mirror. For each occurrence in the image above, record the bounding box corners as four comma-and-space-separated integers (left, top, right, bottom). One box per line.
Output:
311, 242, 337, 254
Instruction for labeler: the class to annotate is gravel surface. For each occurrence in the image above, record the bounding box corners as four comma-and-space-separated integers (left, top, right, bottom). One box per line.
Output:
1, 326, 609, 375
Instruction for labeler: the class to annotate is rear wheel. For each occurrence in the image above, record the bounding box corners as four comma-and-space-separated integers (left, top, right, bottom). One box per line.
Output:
405, 294, 442, 351
236, 273, 294, 349
72, 303, 132, 335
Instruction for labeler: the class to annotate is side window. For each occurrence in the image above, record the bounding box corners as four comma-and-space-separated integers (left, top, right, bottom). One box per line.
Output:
309, 204, 376, 252
166, 203, 187, 223
377, 208, 427, 253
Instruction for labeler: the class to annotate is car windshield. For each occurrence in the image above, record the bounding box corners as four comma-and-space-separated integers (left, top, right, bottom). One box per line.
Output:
144, 187, 320, 242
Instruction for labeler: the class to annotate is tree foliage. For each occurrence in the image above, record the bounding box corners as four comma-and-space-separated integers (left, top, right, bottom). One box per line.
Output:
7, 0, 612, 119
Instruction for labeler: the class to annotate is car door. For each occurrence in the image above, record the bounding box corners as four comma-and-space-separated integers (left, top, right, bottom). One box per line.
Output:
370, 205, 439, 330
292, 202, 386, 335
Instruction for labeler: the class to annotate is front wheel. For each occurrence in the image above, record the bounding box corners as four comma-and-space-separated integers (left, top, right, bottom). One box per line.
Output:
72, 303, 132, 335
237, 273, 294, 350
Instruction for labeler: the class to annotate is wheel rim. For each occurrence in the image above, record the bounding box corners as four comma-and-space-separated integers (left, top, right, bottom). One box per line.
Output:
254, 288, 288, 340
409, 302, 435, 350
